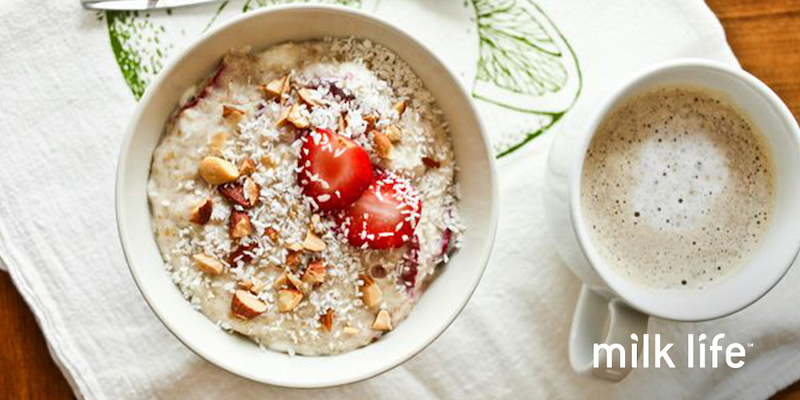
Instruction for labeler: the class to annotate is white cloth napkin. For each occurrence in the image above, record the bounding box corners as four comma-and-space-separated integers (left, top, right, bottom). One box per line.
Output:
3, 0, 800, 399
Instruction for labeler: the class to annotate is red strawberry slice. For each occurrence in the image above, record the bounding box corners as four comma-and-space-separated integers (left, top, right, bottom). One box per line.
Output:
298, 128, 373, 212
340, 173, 422, 249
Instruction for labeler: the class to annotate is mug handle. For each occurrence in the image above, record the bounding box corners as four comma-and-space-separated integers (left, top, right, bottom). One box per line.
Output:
568, 285, 649, 381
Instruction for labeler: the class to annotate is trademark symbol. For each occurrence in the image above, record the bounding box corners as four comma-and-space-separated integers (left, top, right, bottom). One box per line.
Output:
747, 343, 754, 348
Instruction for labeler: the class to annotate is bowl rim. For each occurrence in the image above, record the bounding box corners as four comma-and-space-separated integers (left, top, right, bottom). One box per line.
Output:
115, 4, 499, 388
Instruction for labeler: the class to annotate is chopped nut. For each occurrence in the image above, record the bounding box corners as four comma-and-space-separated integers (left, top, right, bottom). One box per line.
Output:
261, 155, 275, 169
273, 272, 289, 289
189, 198, 213, 225
385, 125, 403, 142
287, 273, 308, 293
372, 130, 393, 159
243, 177, 260, 207
310, 214, 324, 234
238, 158, 256, 175
286, 242, 304, 252
231, 290, 267, 319
218, 182, 249, 208
222, 105, 245, 119
264, 227, 279, 241
228, 242, 257, 267
298, 88, 323, 107
286, 103, 310, 129
363, 115, 377, 132
392, 100, 407, 116
277, 288, 303, 312
262, 76, 287, 99
209, 132, 227, 154
319, 309, 334, 332
199, 156, 239, 185
302, 260, 326, 285
238, 279, 253, 291
286, 251, 301, 268
240, 277, 265, 294
192, 253, 224, 275
359, 275, 383, 308
229, 210, 252, 239
343, 326, 360, 336
302, 229, 326, 252
422, 157, 441, 169
371, 310, 392, 331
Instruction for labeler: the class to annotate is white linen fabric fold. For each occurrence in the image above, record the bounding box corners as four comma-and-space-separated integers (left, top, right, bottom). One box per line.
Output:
2, 0, 799, 399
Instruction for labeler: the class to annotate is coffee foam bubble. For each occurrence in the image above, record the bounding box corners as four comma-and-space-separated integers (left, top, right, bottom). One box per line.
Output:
581, 86, 775, 290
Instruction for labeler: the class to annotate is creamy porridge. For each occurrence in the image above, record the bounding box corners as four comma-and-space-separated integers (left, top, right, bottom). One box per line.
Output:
147, 38, 464, 355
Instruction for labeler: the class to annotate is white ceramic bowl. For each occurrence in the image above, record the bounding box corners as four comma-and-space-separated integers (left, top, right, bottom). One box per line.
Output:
115, 5, 498, 388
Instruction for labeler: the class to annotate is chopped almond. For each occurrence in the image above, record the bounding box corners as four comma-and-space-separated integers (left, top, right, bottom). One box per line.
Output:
310, 213, 324, 234
239, 158, 256, 175
320, 309, 334, 332
287, 103, 310, 129
363, 115, 377, 132
298, 88, 323, 107
229, 210, 252, 239
222, 105, 244, 119
273, 272, 289, 289
422, 157, 441, 169
302, 260, 326, 285
264, 227, 279, 241
218, 182, 249, 208
199, 156, 239, 185
277, 288, 303, 312
261, 155, 275, 169
373, 130, 393, 159
392, 100, 407, 116
228, 242, 257, 267
192, 253, 224, 275
189, 198, 213, 225
385, 125, 402, 142
231, 290, 267, 319
262, 76, 287, 99
371, 310, 392, 331
243, 177, 260, 207
359, 275, 383, 308
302, 228, 326, 252
286, 242, 304, 252
239, 277, 265, 294
287, 273, 308, 293
285, 251, 301, 269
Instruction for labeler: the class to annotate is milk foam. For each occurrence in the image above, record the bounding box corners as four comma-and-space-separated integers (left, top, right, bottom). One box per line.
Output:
581, 86, 775, 290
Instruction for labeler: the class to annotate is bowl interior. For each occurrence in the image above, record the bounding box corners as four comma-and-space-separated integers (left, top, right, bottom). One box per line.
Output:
116, 6, 497, 388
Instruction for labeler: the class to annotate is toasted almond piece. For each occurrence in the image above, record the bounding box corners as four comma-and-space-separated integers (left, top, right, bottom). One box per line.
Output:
286, 251, 301, 269
298, 88, 323, 107
392, 100, 407, 116
302, 260, 326, 285
229, 210, 252, 239
199, 156, 239, 185
218, 182, 249, 208
320, 309, 334, 332
286, 242, 304, 252
371, 309, 392, 331
262, 76, 286, 99
422, 157, 441, 169
287, 103, 310, 129
302, 229, 326, 252
287, 273, 308, 293
239, 158, 256, 175
273, 271, 289, 289
385, 125, 402, 142
231, 290, 267, 319
222, 105, 245, 119
372, 130, 393, 159
240, 277, 265, 293
277, 288, 303, 312
264, 227, 279, 241
363, 115, 377, 133
209, 132, 227, 154
238, 279, 253, 291
189, 198, 213, 225
243, 177, 260, 207
192, 253, 224, 275
359, 275, 383, 308
228, 242, 257, 267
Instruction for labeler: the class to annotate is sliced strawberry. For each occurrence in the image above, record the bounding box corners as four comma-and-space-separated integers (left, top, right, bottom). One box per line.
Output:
340, 173, 422, 249
298, 128, 373, 212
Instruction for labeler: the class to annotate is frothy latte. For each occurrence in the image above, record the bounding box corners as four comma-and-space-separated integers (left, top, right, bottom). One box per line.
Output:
581, 86, 775, 290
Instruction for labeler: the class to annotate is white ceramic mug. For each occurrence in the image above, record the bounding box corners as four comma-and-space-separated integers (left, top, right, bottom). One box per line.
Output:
544, 59, 800, 381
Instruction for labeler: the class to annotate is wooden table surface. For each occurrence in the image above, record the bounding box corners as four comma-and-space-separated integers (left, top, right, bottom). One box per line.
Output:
2, 0, 800, 398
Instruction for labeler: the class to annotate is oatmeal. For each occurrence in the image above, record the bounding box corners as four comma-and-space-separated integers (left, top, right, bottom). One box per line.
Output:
147, 38, 464, 355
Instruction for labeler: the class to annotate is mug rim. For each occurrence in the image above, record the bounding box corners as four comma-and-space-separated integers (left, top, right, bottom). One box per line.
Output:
568, 58, 800, 321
